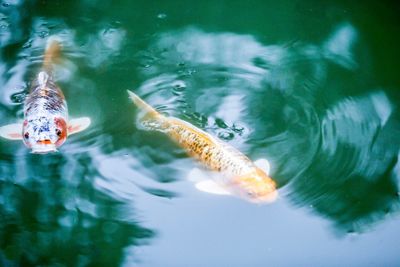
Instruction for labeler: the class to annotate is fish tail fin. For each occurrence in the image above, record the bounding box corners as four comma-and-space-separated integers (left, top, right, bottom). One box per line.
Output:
127, 90, 167, 129
43, 37, 62, 72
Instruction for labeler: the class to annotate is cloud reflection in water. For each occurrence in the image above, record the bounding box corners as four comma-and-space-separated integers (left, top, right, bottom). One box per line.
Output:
134, 25, 400, 233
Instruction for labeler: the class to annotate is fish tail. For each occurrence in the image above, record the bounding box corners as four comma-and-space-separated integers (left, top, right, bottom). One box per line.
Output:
43, 37, 62, 72
127, 90, 167, 129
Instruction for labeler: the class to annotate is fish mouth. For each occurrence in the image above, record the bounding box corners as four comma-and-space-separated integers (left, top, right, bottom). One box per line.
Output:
37, 139, 53, 145
31, 143, 58, 154
252, 190, 278, 203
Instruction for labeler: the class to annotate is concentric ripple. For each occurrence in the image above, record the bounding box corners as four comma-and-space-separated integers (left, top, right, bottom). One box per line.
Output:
129, 26, 400, 233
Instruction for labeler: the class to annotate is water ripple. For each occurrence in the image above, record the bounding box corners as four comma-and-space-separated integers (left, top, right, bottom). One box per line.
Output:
126, 26, 400, 234
290, 90, 400, 232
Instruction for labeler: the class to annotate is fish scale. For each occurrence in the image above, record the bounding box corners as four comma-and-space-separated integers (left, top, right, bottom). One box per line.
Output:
164, 117, 254, 177
25, 73, 67, 117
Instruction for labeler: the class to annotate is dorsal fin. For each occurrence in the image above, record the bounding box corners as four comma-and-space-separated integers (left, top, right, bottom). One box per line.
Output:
127, 90, 168, 131
37, 71, 49, 89
43, 38, 61, 72
127, 90, 161, 119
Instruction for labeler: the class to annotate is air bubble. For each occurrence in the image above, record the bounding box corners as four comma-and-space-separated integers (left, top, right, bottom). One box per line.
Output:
215, 118, 228, 129
232, 124, 244, 134
172, 80, 186, 92
22, 39, 33, 48
218, 131, 234, 141
157, 13, 167, 19
39, 31, 49, 38
11, 91, 26, 104
187, 69, 196, 75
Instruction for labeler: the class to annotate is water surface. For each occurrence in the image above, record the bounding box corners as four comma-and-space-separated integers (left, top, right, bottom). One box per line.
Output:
1, 1, 400, 266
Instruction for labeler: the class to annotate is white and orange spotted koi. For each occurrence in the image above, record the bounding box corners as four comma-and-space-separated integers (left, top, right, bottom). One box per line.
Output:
0, 38, 91, 153
128, 90, 277, 203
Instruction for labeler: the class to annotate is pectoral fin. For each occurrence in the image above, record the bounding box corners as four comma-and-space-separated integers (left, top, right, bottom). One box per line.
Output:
187, 167, 207, 183
68, 117, 91, 135
0, 123, 23, 140
195, 180, 232, 195
254, 158, 271, 174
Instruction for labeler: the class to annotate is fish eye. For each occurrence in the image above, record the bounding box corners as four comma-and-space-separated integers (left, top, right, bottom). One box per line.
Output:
24, 132, 29, 139
246, 191, 255, 197
56, 129, 62, 136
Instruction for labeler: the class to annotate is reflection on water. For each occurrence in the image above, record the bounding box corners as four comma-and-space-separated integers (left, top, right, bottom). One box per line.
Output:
1, 0, 400, 265
138, 25, 400, 232
323, 22, 358, 70
0, 3, 156, 265
0, 152, 154, 266
291, 91, 400, 232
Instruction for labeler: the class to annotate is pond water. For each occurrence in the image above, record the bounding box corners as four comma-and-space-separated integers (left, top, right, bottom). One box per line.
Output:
1, 0, 400, 266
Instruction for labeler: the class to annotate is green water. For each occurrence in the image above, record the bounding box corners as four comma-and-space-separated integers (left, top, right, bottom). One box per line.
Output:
1, 0, 400, 266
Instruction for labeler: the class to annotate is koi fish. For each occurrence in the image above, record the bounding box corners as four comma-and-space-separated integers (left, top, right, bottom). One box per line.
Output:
0, 38, 91, 153
127, 90, 277, 203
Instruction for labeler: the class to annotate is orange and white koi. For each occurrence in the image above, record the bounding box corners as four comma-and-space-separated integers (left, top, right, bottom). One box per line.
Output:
128, 90, 277, 203
0, 38, 91, 153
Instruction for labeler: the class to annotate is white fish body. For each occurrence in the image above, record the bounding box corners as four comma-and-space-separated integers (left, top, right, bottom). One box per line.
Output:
0, 38, 91, 153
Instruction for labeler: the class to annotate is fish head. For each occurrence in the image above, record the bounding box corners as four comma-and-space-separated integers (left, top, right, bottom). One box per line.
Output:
231, 167, 278, 203
22, 116, 68, 153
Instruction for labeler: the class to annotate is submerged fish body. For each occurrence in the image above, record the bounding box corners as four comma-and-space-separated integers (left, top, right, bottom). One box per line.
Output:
128, 90, 277, 203
0, 38, 91, 153
166, 118, 253, 176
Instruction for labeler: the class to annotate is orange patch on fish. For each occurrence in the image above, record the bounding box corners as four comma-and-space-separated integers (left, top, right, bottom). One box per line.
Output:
37, 139, 52, 145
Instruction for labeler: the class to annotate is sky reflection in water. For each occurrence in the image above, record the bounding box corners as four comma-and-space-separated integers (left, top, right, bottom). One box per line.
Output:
0, 1, 400, 266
